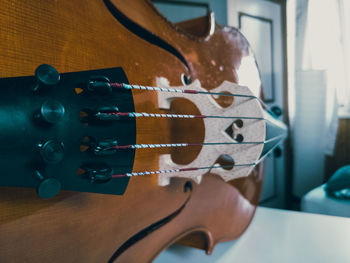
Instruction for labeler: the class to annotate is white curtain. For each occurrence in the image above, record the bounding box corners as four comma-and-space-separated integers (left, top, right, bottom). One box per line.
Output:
302, 0, 349, 155
292, 0, 349, 196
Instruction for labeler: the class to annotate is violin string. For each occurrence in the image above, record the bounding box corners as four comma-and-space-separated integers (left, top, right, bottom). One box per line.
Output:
94, 136, 283, 153
111, 163, 256, 178
111, 141, 262, 150
94, 141, 261, 154
97, 111, 265, 120
111, 135, 283, 150
110, 82, 256, 99
110, 82, 272, 114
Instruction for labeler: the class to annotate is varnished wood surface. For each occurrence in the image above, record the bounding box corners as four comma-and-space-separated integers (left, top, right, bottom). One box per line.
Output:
0, 0, 264, 262
111, 0, 262, 95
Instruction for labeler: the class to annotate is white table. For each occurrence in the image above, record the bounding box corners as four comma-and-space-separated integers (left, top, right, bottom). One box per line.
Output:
155, 207, 350, 263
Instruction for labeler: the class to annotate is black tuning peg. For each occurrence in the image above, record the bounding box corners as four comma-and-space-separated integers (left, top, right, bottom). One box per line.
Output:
92, 138, 119, 156
35, 100, 65, 124
81, 165, 113, 183
32, 64, 60, 92
34, 171, 61, 199
87, 75, 112, 94
36, 140, 65, 164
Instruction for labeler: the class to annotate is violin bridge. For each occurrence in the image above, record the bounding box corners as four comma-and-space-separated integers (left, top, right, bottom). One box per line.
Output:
156, 78, 266, 186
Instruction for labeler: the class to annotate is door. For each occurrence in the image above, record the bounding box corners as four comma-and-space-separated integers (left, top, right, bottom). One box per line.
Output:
228, 0, 286, 208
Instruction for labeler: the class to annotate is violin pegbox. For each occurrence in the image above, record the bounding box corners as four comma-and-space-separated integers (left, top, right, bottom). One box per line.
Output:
156, 78, 266, 186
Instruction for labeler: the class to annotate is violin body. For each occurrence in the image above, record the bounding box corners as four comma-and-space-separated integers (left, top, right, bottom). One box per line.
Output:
0, 0, 265, 262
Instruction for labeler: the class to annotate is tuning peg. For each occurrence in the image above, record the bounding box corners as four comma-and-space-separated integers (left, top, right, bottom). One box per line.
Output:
35, 100, 65, 124
87, 75, 112, 94
92, 138, 118, 155
32, 64, 60, 92
93, 106, 120, 121
34, 170, 61, 199
36, 140, 65, 164
81, 165, 113, 183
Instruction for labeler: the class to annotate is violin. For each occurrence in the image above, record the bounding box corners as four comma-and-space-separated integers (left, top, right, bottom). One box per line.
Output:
0, 0, 286, 262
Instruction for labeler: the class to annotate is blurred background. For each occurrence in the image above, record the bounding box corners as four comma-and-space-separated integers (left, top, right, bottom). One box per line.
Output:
146, 1, 350, 261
